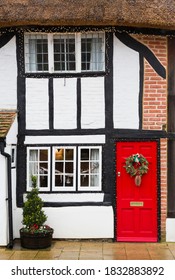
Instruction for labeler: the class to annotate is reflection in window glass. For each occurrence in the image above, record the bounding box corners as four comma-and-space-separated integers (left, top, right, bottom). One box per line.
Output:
27, 146, 101, 192
25, 32, 105, 73
28, 148, 49, 189
54, 35, 75, 71
25, 34, 48, 72
54, 147, 75, 189
79, 147, 100, 188
81, 33, 104, 71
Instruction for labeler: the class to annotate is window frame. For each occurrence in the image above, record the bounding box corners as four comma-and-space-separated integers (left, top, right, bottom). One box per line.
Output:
52, 146, 76, 192
24, 32, 105, 74
78, 146, 102, 191
26, 145, 102, 192
27, 147, 51, 191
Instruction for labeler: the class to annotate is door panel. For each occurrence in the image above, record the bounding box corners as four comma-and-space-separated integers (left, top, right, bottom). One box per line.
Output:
116, 141, 158, 242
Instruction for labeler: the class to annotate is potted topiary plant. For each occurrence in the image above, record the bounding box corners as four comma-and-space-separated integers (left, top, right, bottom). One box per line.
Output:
19, 175, 54, 249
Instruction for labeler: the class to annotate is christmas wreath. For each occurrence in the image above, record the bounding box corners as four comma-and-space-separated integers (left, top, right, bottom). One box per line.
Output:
124, 153, 149, 186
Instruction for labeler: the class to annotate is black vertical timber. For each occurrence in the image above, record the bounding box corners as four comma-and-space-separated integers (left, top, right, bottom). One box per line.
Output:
105, 33, 114, 131
17, 76, 26, 135
168, 37, 175, 132
139, 54, 144, 130
167, 37, 175, 217
17, 76, 26, 206
103, 32, 115, 199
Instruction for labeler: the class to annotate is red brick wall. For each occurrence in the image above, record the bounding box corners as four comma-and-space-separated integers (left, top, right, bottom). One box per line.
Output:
134, 35, 167, 240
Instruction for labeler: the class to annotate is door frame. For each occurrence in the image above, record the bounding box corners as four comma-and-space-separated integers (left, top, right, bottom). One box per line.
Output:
114, 138, 161, 242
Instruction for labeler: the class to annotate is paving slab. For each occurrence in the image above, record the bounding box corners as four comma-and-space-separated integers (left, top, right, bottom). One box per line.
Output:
0, 240, 175, 260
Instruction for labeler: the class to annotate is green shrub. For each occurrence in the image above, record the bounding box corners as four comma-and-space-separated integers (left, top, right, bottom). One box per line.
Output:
22, 175, 47, 228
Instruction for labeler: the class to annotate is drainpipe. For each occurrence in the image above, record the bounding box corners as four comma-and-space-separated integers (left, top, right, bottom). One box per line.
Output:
0, 141, 13, 248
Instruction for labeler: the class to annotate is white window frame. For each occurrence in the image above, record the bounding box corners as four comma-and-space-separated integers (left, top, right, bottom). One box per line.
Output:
26, 145, 102, 192
27, 147, 50, 191
78, 146, 102, 191
52, 146, 76, 191
24, 32, 105, 73
24, 33, 49, 73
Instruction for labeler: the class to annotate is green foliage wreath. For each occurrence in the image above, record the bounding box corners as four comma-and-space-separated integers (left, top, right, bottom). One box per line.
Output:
124, 153, 149, 177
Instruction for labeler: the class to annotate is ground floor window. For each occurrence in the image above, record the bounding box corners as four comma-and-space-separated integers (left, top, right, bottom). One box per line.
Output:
53, 147, 76, 191
78, 147, 101, 191
27, 145, 102, 192
27, 147, 50, 191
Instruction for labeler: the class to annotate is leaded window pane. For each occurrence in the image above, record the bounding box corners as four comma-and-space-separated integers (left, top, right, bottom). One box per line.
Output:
54, 35, 75, 71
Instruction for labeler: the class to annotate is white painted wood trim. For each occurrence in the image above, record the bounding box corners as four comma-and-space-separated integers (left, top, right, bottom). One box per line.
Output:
24, 193, 104, 203
48, 33, 54, 73
24, 135, 106, 144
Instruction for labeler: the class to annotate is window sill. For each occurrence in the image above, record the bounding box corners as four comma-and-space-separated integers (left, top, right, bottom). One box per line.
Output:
39, 192, 104, 203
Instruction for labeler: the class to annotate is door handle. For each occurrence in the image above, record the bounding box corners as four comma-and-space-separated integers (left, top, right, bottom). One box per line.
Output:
117, 172, 121, 177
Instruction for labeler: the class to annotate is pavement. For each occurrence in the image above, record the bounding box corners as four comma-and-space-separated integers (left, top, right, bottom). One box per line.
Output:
1, 239, 175, 260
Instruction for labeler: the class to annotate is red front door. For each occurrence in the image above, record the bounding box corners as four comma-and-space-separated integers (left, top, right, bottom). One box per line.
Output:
116, 141, 158, 242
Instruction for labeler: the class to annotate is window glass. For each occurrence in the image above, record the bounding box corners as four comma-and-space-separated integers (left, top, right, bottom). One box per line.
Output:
25, 32, 105, 73
79, 147, 101, 190
53, 147, 75, 190
25, 34, 48, 72
54, 34, 75, 71
81, 33, 104, 71
27, 146, 101, 192
28, 148, 49, 190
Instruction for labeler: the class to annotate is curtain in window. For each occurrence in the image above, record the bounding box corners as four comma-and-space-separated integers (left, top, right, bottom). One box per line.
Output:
90, 148, 99, 186
90, 38, 103, 71
28, 39, 37, 72
29, 150, 38, 187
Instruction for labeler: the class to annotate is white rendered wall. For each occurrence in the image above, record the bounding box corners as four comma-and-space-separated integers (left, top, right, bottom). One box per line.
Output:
54, 78, 77, 129
26, 78, 49, 129
13, 206, 114, 239
0, 37, 17, 109
0, 118, 18, 246
113, 36, 140, 129
81, 77, 105, 129
166, 219, 175, 242
0, 155, 8, 245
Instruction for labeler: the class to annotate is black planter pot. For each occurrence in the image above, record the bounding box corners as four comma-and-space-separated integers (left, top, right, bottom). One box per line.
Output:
20, 228, 53, 249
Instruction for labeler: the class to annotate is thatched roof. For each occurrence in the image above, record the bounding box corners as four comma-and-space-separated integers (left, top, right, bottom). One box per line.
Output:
0, 0, 175, 30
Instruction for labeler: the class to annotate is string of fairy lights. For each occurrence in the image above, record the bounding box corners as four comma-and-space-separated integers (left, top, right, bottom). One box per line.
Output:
0, 25, 172, 79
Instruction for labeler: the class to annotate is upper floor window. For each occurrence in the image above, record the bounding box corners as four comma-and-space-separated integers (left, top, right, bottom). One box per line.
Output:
24, 32, 105, 73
